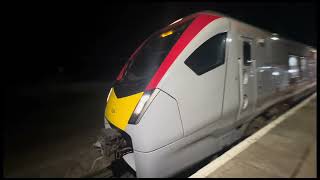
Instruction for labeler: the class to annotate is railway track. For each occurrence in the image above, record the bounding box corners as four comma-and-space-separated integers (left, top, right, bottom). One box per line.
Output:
82, 167, 113, 178
83, 90, 315, 178
82, 157, 136, 178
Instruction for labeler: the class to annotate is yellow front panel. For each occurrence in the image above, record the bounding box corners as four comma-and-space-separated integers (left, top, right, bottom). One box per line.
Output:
105, 88, 144, 130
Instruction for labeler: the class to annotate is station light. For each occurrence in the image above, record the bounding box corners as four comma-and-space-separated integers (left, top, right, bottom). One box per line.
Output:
270, 33, 279, 40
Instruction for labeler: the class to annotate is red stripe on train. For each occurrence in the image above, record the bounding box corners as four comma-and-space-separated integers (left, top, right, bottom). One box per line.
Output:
116, 62, 128, 81
145, 14, 221, 90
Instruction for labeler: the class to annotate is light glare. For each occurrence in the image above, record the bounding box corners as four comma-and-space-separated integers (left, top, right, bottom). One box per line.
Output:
106, 88, 112, 102
170, 18, 182, 25
288, 69, 298, 73
272, 71, 280, 76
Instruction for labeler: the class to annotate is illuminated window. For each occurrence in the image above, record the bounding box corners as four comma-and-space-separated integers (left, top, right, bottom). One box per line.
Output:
288, 55, 299, 78
289, 56, 298, 66
300, 57, 307, 71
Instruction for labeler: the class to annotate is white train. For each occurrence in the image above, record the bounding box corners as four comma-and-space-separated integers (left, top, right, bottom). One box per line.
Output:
103, 11, 316, 178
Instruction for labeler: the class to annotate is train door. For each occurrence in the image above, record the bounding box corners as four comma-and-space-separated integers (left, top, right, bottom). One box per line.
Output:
237, 37, 257, 121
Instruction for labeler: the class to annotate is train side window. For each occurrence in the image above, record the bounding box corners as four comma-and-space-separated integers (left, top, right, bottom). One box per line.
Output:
184, 32, 227, 75
243, 41, 251, 66
300, 57, 307, 71
288, 55, 300, 78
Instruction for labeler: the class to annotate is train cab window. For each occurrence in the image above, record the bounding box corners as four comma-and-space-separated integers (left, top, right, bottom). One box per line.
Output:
243, 41, 251, 66
184, 32, 227, 75
114, 17, 195, 97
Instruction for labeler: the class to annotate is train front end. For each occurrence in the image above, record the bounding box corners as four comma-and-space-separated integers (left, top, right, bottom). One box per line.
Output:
103, 12, 223, 177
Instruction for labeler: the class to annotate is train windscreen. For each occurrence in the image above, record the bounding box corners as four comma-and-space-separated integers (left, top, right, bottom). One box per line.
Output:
114, 17, 194, 97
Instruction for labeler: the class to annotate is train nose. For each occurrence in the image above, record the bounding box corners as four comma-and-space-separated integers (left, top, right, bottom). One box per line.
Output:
104, 88, 144, 130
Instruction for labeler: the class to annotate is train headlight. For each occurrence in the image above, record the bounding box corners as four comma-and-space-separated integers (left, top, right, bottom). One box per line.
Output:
128, 90, 154, 124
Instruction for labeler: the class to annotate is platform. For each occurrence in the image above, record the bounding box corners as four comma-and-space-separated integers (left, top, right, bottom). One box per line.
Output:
190, 93, 317, 178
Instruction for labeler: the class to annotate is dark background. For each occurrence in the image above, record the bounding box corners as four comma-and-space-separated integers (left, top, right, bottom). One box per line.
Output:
4, 1, 317, 177
6, 1, 317, 86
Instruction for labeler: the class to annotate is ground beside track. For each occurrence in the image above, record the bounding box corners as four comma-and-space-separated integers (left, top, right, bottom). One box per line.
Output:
4, 82, 112, 177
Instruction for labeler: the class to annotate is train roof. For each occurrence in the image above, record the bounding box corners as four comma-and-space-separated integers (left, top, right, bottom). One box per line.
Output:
185, 10, 316, 51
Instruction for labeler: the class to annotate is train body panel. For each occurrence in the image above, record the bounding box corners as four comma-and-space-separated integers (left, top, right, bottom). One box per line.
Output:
132, 123, 244, 178
103, 11, 317, 178
157, 17, 230, 136
232, 20, 316, 111
125, 90, 183, 153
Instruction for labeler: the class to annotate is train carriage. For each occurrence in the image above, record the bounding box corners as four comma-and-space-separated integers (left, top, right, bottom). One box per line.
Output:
102, 11, 316, 178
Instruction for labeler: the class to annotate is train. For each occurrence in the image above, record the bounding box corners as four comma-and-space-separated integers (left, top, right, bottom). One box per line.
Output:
101, 11, 317, 178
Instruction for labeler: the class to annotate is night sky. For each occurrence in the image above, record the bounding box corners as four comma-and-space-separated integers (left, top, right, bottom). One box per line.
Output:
8, 1, 317, 87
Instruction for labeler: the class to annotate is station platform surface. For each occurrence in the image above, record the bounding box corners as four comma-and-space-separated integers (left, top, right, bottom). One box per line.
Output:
190, 93, 317, 178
